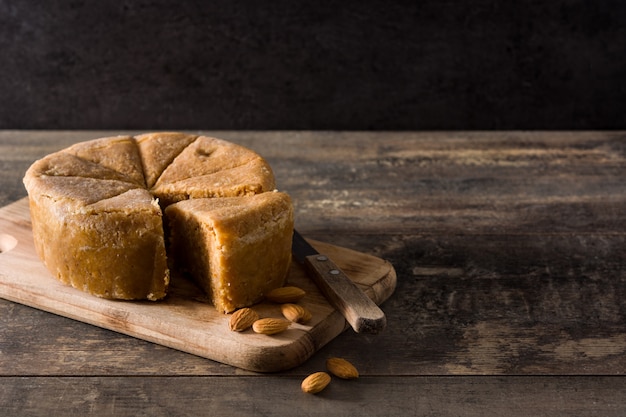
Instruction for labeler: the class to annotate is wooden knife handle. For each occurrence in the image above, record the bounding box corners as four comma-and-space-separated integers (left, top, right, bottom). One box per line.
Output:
304, 254, 387, 334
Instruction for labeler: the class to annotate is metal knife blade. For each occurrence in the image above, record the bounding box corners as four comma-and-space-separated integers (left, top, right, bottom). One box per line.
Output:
292, 230, 386, 334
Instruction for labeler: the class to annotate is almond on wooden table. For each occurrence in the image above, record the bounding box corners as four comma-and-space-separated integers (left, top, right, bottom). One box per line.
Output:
228, 307, 259, 332
301, 372, 331, 394
326, 357, 359, 379
265, 286, 306, 303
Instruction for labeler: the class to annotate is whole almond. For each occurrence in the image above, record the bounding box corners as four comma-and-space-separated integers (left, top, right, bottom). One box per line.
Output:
228, 308, 259, 332
301, 372, 331, 394
252, 318, 291, 335
265, 286, 306, 303
326, 357, 359, 379
281, 303, 312, 323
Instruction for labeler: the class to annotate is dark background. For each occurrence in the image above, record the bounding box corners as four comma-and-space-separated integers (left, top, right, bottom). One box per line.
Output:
1, 0, 625, 130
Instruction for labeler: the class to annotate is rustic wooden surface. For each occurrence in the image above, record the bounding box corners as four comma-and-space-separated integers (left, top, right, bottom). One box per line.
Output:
1, 130, 625, 416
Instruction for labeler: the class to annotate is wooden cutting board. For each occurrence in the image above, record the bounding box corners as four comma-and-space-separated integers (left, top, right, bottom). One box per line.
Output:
0, 198, 396, 372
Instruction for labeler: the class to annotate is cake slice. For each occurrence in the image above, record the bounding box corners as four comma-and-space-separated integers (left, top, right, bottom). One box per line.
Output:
152, 136, 275, 205
65, 135, 147, 186
24, 152, 135, 184
165, 192, 294, 313
135, 132, 198, 188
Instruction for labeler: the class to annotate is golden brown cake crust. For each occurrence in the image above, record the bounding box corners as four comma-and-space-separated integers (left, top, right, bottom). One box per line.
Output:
23, 133, 287, 307
165, 192, 294, 313
135, 132, 198, 188
64, 135, 147, 186
151, 136, 276, 206
28, 188, 169, 300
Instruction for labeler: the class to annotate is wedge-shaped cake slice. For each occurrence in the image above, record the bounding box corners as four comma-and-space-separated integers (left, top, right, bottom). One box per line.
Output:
152, 136, 275, 205
135, 132, 198, 188
65, 135, 147, 186
165, 192, 294, 313
24, 151, 135, 184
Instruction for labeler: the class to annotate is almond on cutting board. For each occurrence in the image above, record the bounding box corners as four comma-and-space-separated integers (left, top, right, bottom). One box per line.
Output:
265, 286, 306, 303
281, 303, 312, 323
252, 318, 291, 335
228, 308, 259, 332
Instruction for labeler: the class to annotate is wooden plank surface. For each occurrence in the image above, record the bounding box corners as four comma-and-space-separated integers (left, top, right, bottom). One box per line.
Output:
1, 131, 625, 415
3, 376, 626, 417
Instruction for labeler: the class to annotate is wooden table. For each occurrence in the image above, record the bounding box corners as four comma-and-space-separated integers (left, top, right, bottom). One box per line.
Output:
1, 131, 625, 416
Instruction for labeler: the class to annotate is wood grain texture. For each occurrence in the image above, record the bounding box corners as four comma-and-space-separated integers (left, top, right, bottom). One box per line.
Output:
1, 131, 625, 415
1, 376, 626, 417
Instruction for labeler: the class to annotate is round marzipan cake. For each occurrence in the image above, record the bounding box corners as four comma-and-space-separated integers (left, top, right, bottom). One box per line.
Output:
22, 132, 294, 313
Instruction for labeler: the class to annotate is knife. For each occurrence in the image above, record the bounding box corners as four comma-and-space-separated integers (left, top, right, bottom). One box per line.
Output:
292, 230, 387, 334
